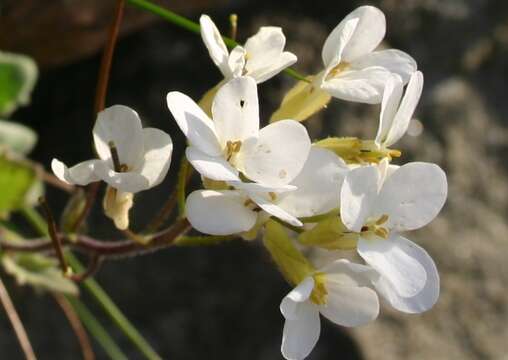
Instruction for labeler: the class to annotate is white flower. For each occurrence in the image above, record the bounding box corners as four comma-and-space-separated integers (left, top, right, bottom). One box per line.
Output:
375, 71, 424, 149
185, 183, 301, 236
318, 6, 417, 104
200, 15, 297, 83
167, 76, 311, 187
340, 161, 447, 313
280, 259, 379, 360
52, 105, 173, 193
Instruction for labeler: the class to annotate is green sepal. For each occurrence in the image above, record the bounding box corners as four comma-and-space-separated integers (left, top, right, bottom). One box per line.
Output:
298, 215, 358, 250
270, 76, 331, 123
263, 219, 315, 286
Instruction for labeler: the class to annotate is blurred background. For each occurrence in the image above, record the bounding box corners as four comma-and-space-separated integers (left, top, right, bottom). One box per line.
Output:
1, 0, 508, 359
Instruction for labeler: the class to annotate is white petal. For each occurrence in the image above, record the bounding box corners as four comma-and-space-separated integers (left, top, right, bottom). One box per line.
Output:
375, 75, 404, 147
383, 71, 424, 147
211, 77, 259, 146
250, 192, 303, 227
358, 235, 427, 297
199, 15, 232, 78
322, 6, 385, 66
185, 190, 257, 235
322, 67, 393, 104
373, 236, 439, 313
280, 277, 315, 320
351, 49, 417, 84
94, 162, 149, 193
166, 92, 222, 156
247, 52, 297, 84
321, 259, 379, 287
340, 165, 380, 232
136, 128, 173, 187
240, 120, 311, 187
277, 147, 348, 218
93, 105, 144, 168
321, 17, 359, 68
319, 283, 379, 327
281, 302, 320, 360
186, 146, 240, 182
51, 159, 101, 186
374, 162, 447, 231
227, 46, 246, 77
244, 27, 297, 83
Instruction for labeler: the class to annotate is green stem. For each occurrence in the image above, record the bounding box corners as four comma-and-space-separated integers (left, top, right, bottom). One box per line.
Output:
19, 207, 162, 360
66, 253, 162, 360
65, 296, 128, 360
125, 0, 309, 82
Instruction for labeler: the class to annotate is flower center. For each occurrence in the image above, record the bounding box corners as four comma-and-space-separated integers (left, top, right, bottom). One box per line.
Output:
327, 61, 351, 80
225, 140, 242, 162
310, 273, 328, 305
361, 214, 390, 240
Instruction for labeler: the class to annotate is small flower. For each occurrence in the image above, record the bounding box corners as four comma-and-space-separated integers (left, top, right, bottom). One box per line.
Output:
317, 6, 417, 104
200, 15, 297, 83
167, 76, 311, 187
280, 259, 379, 360
185, 183, 301, 236
52, 105, 173, 229
340, 161, 447, 313
375, 71, 424, 149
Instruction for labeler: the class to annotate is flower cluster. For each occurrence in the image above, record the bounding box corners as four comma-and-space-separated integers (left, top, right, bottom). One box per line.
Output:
51, 6, 447, 359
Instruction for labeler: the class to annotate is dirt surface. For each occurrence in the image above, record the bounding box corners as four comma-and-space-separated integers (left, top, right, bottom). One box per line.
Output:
1, 0, 508, 359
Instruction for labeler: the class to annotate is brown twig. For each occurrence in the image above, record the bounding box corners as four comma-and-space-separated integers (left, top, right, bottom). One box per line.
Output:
53, 294, 95, 360
72, 0, 126, 233
38, 197, 69, 274
69, 255, 103, 283
1, 218, 191, 261
94, 0, 125, 114
0, 277, 37, 360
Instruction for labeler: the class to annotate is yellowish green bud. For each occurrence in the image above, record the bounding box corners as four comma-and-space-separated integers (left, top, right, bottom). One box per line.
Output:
263, 219, 316, 286
270, 76, 331, 123
314, 137, 401, 164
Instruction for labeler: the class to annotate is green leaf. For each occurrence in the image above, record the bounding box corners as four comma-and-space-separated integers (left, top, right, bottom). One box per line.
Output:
0, 51, 38, 117
0, 119, 37, 155
263, 219, 315, 286
0, 155, 42, 215
2, 253, 78, 295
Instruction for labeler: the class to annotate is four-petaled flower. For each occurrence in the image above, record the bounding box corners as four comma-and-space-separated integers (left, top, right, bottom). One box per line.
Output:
200, 15, 297, 83
167, 76, 311, 187
317, 6, 417, 104
280, 260, 379, 360
52, 105, 173, 229
340, 161, 447, 313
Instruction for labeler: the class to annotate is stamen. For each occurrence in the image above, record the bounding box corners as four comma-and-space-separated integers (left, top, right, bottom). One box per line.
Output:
108, 141, 122, 172
229, 14, 238, 41
375, 214, 389, 225
269, 192, 277, 201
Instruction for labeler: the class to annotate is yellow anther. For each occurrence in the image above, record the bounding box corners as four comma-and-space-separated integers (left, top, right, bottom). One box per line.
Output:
226, 140, 242, 161
375, 214, 389, 225
269, 192, 277, 201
